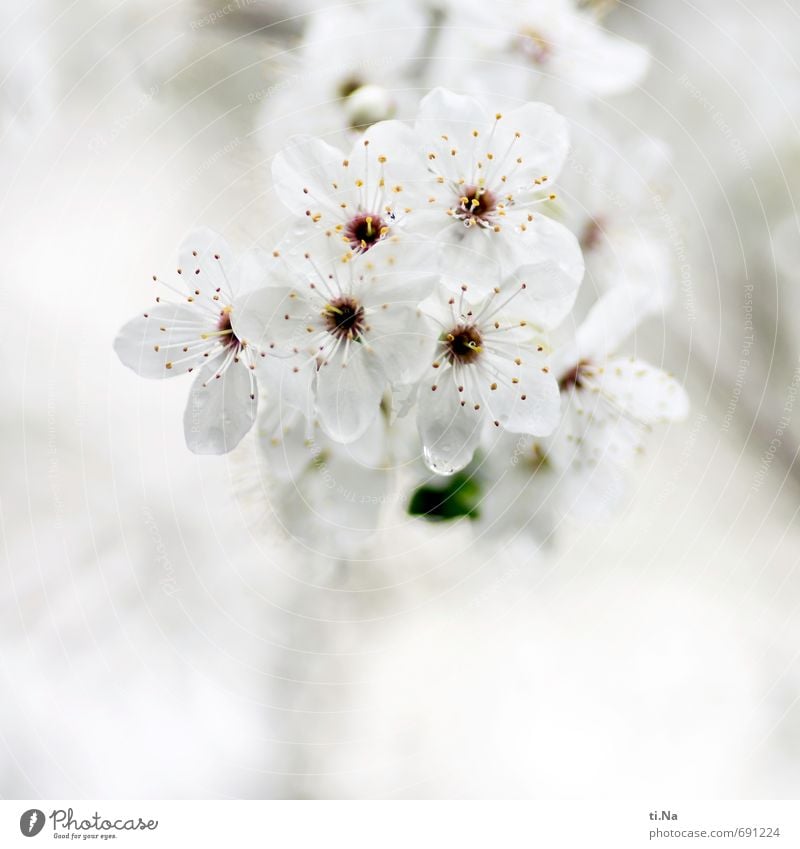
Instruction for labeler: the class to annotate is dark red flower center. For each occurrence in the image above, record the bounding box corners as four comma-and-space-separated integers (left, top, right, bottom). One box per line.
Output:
560, 361, 589, 391
344, 213, 387, 251
217, 309, 241, 350
445, 324, 483, 364
323, 296, 365, 340
455, 186, 497, 224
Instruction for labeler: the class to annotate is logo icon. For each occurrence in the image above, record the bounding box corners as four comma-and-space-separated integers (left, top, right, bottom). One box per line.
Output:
19, 809, 45, 837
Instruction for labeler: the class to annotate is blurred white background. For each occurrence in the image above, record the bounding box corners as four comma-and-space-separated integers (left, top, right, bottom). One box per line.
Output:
2, 0, 800, 798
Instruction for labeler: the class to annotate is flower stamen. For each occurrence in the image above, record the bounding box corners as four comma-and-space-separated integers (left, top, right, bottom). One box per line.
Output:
323, 296, 366, 341
444, 324, 484, 364
454, 186, 497, 228
344, 212, 389, 251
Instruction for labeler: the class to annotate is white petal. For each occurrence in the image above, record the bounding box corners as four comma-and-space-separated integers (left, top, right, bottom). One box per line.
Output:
569, 286, 657, 368
590, 358, 689, 424
335, 412, 389, 467
484, 351, 561, 436
357, 119, 430, 188
234, 248, 273, 297
519, 210, 585, 285
446, 208, 583, 285
258, 355, 315, 419
272, 135, 349, 218
232, 286, 312, 350
434, 227, 508, 287
262, 407, 389, 478
303, 2, 425, 73
510, 257, 582, 330
366, 305, 436, 385
419, 285, 458, 328
355, 247, 439, 306
587, 226, 673, 310
316, 344, 386, 443
257, 406, 317, 484
415, 87, 490, 146
418, 375, 484, 475
546, 387, 642, 476
183, 360, 257, 455
275, 454, 390, 554
177, 227, 236, 300
114, 303, 212, 379
560, 23, 650, 96
503, 101, 570, 185
315, 454, 391, 536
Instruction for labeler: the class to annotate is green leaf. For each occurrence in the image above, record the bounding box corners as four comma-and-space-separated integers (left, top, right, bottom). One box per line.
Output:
408, 470, 482, 522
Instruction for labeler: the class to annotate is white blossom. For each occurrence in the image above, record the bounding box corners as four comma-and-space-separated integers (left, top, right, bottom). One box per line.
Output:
114, 228, 261, 454
410, 88, 585, 293
417, 278, 561, 475
272, 119, 431, 262
256, 406, 392, 554
457, 287, 689, 540
426, 0, 649, 102
562, 127, 675, 312
257, 1, 428, 146
545, 287, 689, 517
235, 230, 436, 444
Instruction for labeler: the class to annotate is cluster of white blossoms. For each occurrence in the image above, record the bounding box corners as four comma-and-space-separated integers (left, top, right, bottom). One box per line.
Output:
116, 0, 689, 551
